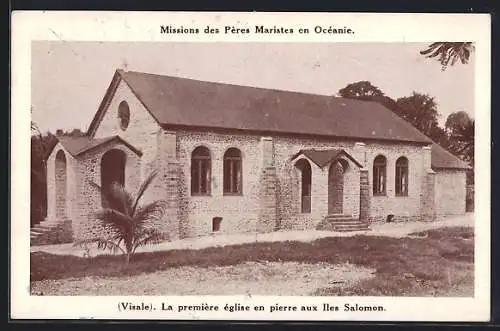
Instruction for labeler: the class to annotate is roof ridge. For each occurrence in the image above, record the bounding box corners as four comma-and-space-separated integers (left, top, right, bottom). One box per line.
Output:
90, 68, 434, 145
118, 68, 390, 105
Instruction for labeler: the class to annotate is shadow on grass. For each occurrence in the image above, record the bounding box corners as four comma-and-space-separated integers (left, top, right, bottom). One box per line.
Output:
31, 226, 474, 296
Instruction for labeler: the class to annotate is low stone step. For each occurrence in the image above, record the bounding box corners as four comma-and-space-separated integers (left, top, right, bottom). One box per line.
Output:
30, 230, 47, 236
335, 228, 370, 232
324, 220, 360, 225
334, 223, 369, 228
325, 214, 353, 219
32, 225, 56, 232
333, 223, 370, 230
30, 220, 73, 246
317, 215, 371, 232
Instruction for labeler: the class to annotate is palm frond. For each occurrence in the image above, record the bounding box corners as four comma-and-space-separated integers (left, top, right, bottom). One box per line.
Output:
134, 200, 168, 225
419, 42, 440, 55
420, 42, 473, 70
132, 169, 159, 214
94, 210, 133, 244
108, 182, 135, 216
89, 180, 131, 214
132, 228, 167, 253
83, 170, 169, 262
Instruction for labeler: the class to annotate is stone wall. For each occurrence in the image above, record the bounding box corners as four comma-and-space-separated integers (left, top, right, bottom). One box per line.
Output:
435, 169, 467, 216
359, 169, 370, 223
176, 131, 262, 237
258, 166, 278, 232
365, 143, 427, 222
173, 128, 430, 235
46, 127, 441, 242
273, 136, 426, 224
72, 143, 142, 241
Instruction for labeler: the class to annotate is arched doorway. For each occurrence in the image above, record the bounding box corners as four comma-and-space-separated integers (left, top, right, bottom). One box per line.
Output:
55, 150, 67, 219
328, 160, 346, 214
101, 149, 126, 207
295, 159, 312, 213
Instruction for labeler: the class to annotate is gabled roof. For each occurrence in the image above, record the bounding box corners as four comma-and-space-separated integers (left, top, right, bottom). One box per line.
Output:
57, 135, 142, 157
86, 69, 468, 171
292, 149, 363, 168
431, 143, 470, 170
87, 69, 433, 144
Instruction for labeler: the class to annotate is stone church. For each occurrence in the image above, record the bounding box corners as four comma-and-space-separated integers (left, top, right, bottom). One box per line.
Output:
34, 69, 470, 244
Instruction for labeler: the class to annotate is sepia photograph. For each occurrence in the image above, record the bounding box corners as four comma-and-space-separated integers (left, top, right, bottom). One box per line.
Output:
29, 41, 475, 298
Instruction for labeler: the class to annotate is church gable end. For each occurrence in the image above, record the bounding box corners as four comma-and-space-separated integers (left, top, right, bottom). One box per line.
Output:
88, 71, 163, 164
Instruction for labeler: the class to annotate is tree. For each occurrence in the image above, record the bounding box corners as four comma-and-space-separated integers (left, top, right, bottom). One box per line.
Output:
395, 92, 440, 136
420, 42, 474, 71
76, 170, 168, 265
427, 125, 450, 149
338, 81, 403, 116
445, 111, 475, 164
30, 122, 57, 226
338, 81, 384, 99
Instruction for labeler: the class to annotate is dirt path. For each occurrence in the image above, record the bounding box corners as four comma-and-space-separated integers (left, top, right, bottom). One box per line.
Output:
31, 213, 474, 258
31, 262, 375, 296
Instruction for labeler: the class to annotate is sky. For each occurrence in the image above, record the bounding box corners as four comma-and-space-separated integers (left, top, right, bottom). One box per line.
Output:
31, 42, 475, 133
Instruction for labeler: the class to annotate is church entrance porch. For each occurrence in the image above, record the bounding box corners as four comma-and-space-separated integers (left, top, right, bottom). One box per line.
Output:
36, 135, 143, 246
291, 148, 370, 232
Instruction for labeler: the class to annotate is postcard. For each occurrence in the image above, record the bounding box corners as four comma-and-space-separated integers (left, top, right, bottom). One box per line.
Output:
11, 11, 490, 321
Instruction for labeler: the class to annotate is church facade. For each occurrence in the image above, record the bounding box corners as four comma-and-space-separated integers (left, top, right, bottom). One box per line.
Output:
39, 69, 469, 243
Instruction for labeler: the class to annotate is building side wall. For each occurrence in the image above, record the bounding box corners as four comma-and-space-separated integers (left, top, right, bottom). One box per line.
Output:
435, 169, 467, 216
175, 129, 428, 236
274, 137, 425, 224
176, 131, 262, 237
366, 143, 426, 222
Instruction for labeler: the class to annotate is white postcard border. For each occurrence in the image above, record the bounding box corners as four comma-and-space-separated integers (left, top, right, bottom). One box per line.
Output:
11, 11, 491, 321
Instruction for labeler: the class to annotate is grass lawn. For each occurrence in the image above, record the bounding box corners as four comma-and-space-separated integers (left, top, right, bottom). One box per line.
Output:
30, 226, 474, 296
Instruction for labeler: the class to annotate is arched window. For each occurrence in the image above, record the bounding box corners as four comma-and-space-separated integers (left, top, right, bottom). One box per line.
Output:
223, 148, 242, 195
295, 159, 312, 213
118, 101, 130, 131
191, 146, 211, 195
395, 157, 409, 196
373, 155, 387, 196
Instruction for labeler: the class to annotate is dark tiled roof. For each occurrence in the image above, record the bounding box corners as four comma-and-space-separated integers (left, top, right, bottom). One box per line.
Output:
115, 70, 433, 144
292, 149, 363, 168
57, 135, 142, 157
431, 143, 470, 170
86, 69, 467, 170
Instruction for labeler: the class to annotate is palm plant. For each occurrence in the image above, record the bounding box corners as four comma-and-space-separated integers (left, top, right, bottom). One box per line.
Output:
76, 169, 168, 265
420, 42, 474, 70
